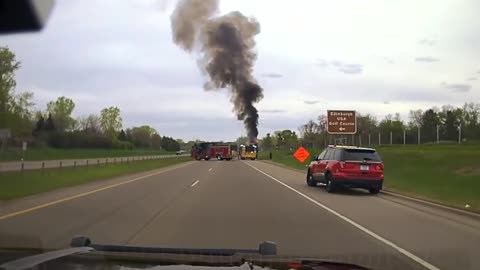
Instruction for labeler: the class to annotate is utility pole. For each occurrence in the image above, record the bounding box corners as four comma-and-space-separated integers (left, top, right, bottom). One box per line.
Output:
378, 132, 381, 146
359, 135, 362, 146
458, 124, 462, 144
436, 125, 439, 144
368, 134, 371, 146
390, 131, 393, 145
418, 126, 421, 145
403, 130, 406, 145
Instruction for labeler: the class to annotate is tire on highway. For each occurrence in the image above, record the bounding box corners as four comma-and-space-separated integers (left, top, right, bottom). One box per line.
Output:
306, 171, 317, 187
217, 155, 222, 161
325, 172, 336, 193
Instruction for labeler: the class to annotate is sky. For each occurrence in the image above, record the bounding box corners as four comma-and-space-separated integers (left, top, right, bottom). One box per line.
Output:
2, 0, 479, 141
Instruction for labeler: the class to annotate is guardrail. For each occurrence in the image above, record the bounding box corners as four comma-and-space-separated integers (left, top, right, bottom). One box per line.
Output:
0, 154, 190, 173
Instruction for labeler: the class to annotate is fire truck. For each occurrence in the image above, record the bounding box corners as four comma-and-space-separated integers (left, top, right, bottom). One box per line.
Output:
240, 143, 258, 160
191, 142, 237, 161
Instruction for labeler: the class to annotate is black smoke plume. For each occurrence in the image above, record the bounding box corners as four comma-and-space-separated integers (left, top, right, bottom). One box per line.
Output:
170, 0, 263, 141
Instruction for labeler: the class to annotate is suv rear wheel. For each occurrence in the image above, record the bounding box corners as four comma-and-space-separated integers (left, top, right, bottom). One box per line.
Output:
369, 188, 380, 194
325, 173, 336, 193
306, 171, 317, 187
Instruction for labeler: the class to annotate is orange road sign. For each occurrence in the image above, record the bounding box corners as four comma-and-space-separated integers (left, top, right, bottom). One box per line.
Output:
293, 147, 310, 163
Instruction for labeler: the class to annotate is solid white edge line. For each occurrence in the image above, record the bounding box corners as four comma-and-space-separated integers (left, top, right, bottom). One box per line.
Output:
191, 180, 200, 187
243, 161, 441, 270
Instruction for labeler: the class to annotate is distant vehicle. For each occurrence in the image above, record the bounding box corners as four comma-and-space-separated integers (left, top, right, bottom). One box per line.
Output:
306, 145, 384, 194
240, 143, 258, 160
176, 150, 186, 155
191, 142, 236, 160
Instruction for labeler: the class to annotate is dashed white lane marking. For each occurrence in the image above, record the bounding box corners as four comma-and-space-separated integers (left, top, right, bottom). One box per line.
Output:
191, 180, 200, 187
243, 161, 441, 270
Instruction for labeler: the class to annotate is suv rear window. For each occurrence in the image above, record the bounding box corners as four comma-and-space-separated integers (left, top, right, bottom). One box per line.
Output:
342, 149, 382, 161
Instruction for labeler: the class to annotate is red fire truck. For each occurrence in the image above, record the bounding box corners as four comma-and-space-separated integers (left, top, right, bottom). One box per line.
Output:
191, 142, 237, 161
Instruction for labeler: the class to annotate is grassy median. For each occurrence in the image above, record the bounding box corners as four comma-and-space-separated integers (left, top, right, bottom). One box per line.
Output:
0, 157, 191, 200
0, 148, 175, 161
260, 145, 480, 212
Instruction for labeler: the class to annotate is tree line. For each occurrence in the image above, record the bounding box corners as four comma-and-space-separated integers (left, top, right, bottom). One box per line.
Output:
297, 104, 480, 148
0, 46, 181, 152
257, 104, 480, 150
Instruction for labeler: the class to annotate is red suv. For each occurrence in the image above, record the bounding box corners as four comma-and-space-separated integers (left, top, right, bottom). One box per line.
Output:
306, 145, 384, 194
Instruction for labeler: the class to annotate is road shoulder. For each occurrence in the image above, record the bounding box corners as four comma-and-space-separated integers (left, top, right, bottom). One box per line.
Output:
0, 161, 195, 218
261, 159, 480, 217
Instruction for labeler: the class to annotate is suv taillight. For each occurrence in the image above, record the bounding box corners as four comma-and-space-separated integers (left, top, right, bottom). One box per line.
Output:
375, 164, 384, 170
340, 161, 345, 169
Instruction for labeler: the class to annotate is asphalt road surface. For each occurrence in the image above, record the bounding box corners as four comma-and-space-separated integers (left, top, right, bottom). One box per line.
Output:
1, 160, 479, 270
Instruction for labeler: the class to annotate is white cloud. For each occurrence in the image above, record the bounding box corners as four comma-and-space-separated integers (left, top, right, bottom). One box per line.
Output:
441, 83, 472, 92
415, 56, 440, 62
3, 0, 480, 140
418, 38, 436, 46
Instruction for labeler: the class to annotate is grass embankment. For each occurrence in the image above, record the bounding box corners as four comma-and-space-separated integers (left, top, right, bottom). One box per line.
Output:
0, 156, 191, 200
0, 148, 174, 161
259, 145, 480, 212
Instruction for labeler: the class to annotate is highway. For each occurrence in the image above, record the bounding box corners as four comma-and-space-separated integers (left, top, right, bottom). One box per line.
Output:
1, 160, 479, 270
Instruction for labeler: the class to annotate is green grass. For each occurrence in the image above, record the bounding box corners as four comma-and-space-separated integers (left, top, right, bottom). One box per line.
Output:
0, 148, 175, 161
0, 157, 191, 200
260, 145, 480, 212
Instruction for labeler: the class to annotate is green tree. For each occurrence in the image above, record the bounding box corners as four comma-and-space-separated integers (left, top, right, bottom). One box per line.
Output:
261, 133, 273, 150
0, 47, 37, 137
45, 113, 55, 131
273, 130, 298, 150
421, 109, 440, 143
299, 120, 319, 148
462, 103, 480, 140
356, 113, 378, 135
378, 113, 405, 144
408, 109, 423, 128
47, 96, 76, 131
443, 110, 458, 141
118, 129, 127, 141
0, 47, 20, 127
126, 125, 157, 148
100, 106, 122, 138
11, 91, 35, 119
33, 115, 45, 136
151, 133, 162, 149
78, 114, 101, 134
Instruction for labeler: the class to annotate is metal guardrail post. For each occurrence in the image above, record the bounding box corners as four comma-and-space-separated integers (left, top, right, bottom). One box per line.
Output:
60, 161, 62, 168
21, 162, 24, 172
86, 160, 89, 166
106, 158, 108, 165
42, 161, 45, 170
97, 160, 100, 166
74, 161, 76, 168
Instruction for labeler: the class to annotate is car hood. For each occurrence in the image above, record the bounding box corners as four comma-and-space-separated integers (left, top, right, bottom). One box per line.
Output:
0, 236, 371, 270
